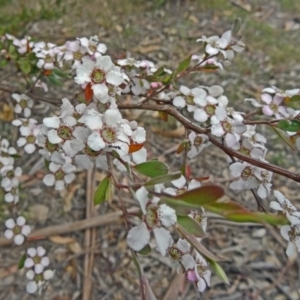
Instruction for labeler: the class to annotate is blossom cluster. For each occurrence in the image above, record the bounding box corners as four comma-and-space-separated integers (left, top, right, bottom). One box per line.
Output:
24, 247, 54, 294
1, 27, 300, 296
127, 179, 211, 292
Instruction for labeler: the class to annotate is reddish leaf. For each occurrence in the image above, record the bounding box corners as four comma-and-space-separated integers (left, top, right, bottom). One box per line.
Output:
85, 82, 93, 103
43, 69, 52, 76
173, 185, 224, 206
129, 143, 144, 153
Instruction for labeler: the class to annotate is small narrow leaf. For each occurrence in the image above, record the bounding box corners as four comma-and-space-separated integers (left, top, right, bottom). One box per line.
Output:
177, 216, 205, 237
272, 127, 296, 150
134, 160, 169, 178
18, 253, 26, 269
208, 259, 230, 285
138, 244, 152, 255
231, 18, 242, 36
145, 172, 181, 186
277, 120, 300, 132
94, 176, 110, 205
177, 55, 192, 74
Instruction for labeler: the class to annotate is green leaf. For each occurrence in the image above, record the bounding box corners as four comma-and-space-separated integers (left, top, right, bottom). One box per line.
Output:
173, 185, 224, 206
277, 120, 300, 132
231, 18, 242, 36
18, 58, 31, 74
272, 127, 296, 150
290, 95, 300, 103
177, 216, 205, 237
18, 253, 26, 269
94, 176, 110, 205
134, 160, 169, 178
204, 201, 288, 225
208, 259, 230, 285
144, 172, 181, 186
44, 159, 50, 170
176, 55, 191, 74
138, 244, 152, 255
163, 197, 201, 215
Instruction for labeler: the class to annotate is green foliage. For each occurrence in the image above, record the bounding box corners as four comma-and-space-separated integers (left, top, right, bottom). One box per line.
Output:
177, 216, 205, 238
134, 160, 169, 178
144, 172, 181, 186
0, 0, 69, 36
94, 176, 110, 205
18, 253, 26, 269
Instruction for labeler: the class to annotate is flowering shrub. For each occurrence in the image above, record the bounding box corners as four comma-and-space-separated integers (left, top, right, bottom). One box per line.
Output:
1, 20, 300, 296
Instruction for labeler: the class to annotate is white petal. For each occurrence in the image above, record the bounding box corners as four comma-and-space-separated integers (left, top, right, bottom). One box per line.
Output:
136, 187, 149, 214
87, 132, 105, 151
153, 227, 172, 256
26, 281, 38, 294
43, 174, 55, 186
158, 204, 177, 226
126, 223, 150, 251
14, 234, 25, 245
43, 116, 60, 128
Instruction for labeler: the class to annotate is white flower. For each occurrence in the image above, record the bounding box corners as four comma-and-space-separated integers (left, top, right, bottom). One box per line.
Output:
126, 186, 177, 255
186, 252, 211, 292
229, 162, 259, 191
187, 132, 208, 159
25, 247, 50, 274
78, 36, 107, 59
167, 238, 195, 272
4, 216, 31, 245
164, 175, 201, 196
173, 86, 207, 112
189, 208, 208, 233
75, 56, 124, 103
280, 223, 300, 256
270, 191, 300, 224
211, 117, 246, 149
34, 42, 58, 70
253, 168, 272, 198
80, 107, 131, 157
26, 269, 54, 294
12, 93, 33, 117
31, 76, 48, 92
1, 166, 22, 191
4, 185, 19, 204
43, 158, 76, 190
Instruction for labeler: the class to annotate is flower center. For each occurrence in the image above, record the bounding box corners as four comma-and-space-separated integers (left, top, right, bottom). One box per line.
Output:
6, 170, 15, 179
85, 145, 102, 157
101, 126, 117, 144
73, 51, 83, 61
88, 45, 97, 53
270, 103, 278, 113
33, 256, 42, 264
91, 69, 105, 83
168, 247, 183, 261
186, 95, 194, 105
13, 225, 22, 235
20, 98, 28, 109
145, 205, 159, 229
205, 105, 216, 116
239, 146, 250, 156
241, 166, 253, 180
222, 120, 232, 133
176, 187, 187, 195
27, 135, 36, 144
44, 54, 53, 63
55, 169, 65, 181
194, 136, 203, 147
57, 126, 73, 140
45, 139, 59, 153
196, 263, 208, 276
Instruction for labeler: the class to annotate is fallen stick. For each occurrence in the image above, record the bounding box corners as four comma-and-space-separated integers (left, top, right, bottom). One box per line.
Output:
0, 207, 138, 247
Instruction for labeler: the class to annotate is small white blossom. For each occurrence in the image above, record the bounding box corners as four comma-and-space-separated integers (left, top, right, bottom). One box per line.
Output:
280, 223, 300, 256
270, 191, 300, 224
12, 93, 34, 117
25, 247, 50, 274
167, 238, 195, 272
126, 186, 177, 255
4, 216, 31, 245
26, 269, 54, 294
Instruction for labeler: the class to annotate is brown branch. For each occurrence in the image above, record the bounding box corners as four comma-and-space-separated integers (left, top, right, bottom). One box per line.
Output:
117, 102, 300, 183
